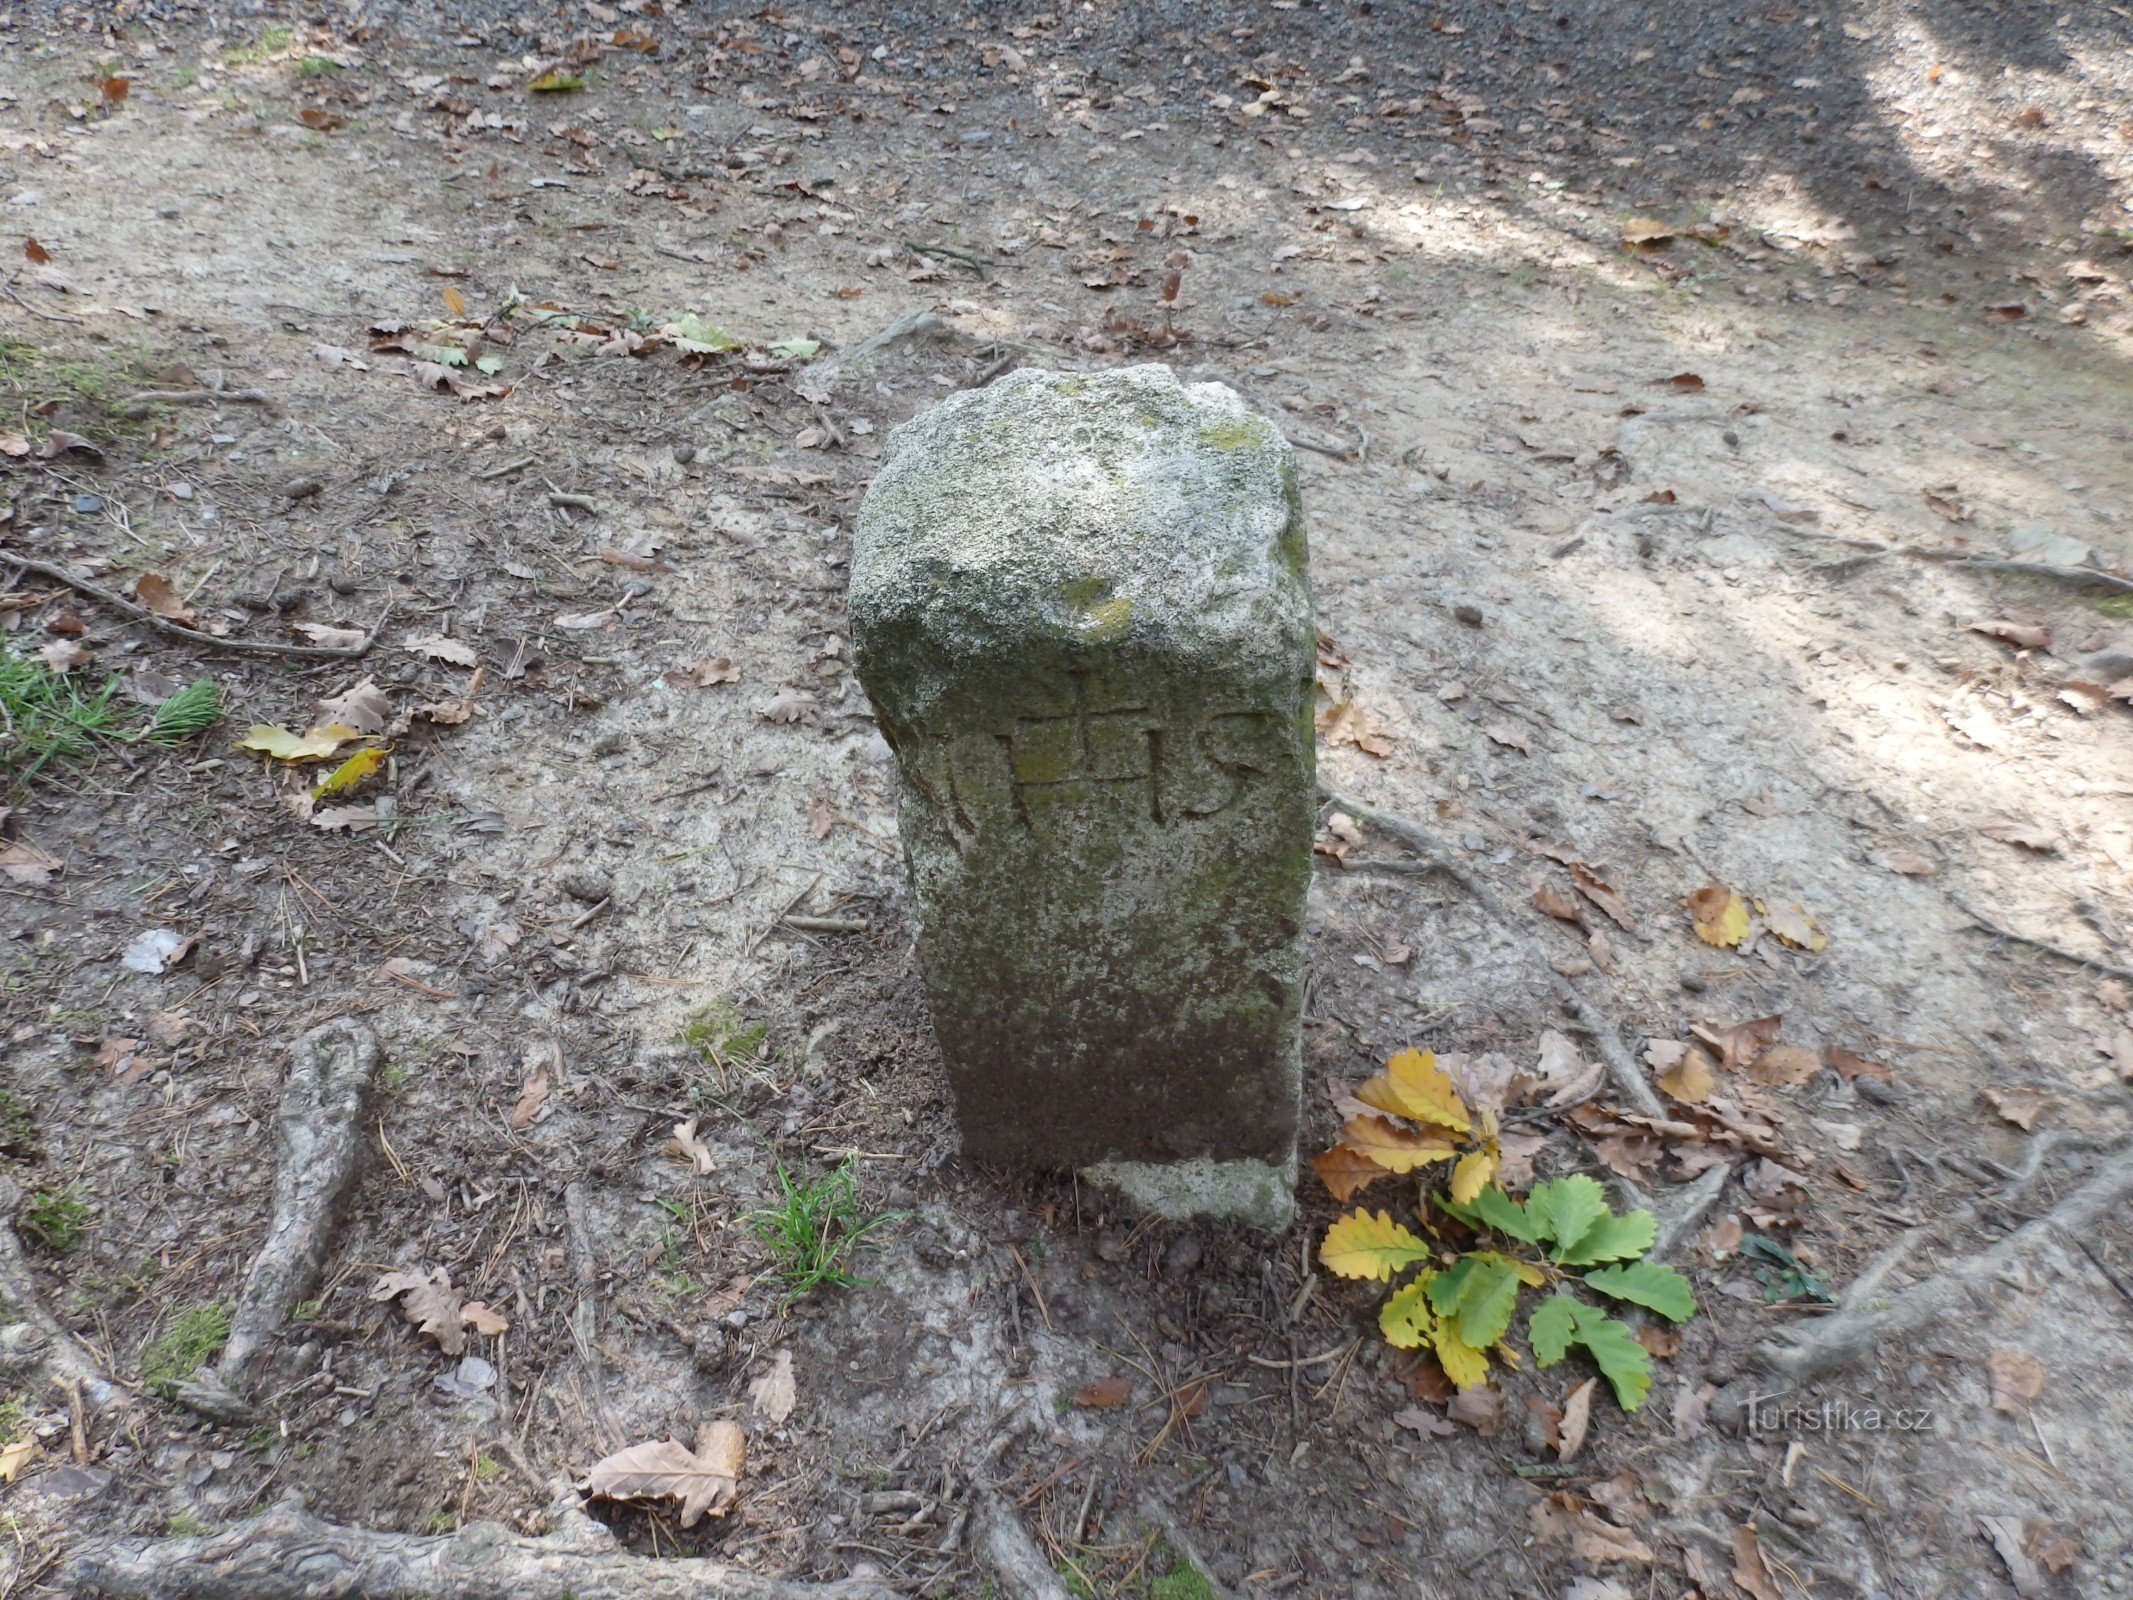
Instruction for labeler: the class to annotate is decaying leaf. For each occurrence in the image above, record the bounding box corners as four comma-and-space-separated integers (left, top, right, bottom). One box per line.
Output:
1824, 1045, 1891, 1082
1568, 863, 1637, 932
0, 1438, 36, 1484
135, 573, 197, 625
761, 687, 820, 724
407, 634, 479, 668
316, 678, 391, 734
580, 1423, 744, 1527
291, 622, 366, 649
1971, 620, 2050, 653
750, 1349, 797, 1424
507, 1063, 550, 1129
1074, 1376, 1133, 1408
311, 805, 379, 833
1687, 884, 1750, 947
1690, 1015, 1783, 1074
1747, 1044, 1821, 1087
371, 1267, 484, 1357
1317, 696, 1394, 757
1978, 819, 2060, 854
1758, 899, 1826, 952
1646, 1040, 1715, 1104
1311, 1143, 1388, 1202
1556, 1377, 1597, 1463
670, 1116, 715, 1174
1732, 1525, 1783, 1600
1988, 1349, 2045, 1417
1984, 1086, 2050, 1130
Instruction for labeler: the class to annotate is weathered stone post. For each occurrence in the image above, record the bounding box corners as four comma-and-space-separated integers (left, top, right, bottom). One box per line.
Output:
850, 365, 1315, 1226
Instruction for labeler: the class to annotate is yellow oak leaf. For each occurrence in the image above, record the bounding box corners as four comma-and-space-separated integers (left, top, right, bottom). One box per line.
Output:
1342, 1114, 1459, 1173
1379, 1274, 1437, 1348
1433, 1322, 1491, 1389
1687, 883, 1750, 947
1320, 1209, 1430, 1282
313, 745, 388, 799
1356, 1048, 1472, 1134
1758, 898, 1827, 952
1450, 1144, 1499, 1205
239, 722, 364, 762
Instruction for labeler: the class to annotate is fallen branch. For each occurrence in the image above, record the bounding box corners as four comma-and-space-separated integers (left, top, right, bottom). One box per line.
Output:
0, 1178, 126, 1411
62, 1502, 900, 1600
1320, 785, 1665, 1118
219, 1021, 381, 1382
1947, 892, 2133, 982
0, 555, 388, 661
117, 388, 278, 419
1754, 1139, 2133, 1384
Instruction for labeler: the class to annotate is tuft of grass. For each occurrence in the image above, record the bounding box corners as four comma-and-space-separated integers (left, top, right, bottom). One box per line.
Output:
225, 25, 293, 64
0, 1398, 29, 1446
0, 644, 120, 792
143, 678, 224, 744
746, 1159, 900, 1302
17, 1184, 92, 1254
1150, 1553, 1220, 1600
0, 1089, 37, 1162
140, 1301, 230, 1392
294, 55, 337, 78
678, 998, 768, 1069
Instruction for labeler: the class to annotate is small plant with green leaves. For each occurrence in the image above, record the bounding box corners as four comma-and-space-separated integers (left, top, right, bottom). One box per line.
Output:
1740, 1231, 1831, 1304
165, 1508, 213, 1538
1315, 1049, 1696, 1412
746, 1158, 899, 1302
17, 1184, 92, 1255
139, 1301, 230, 1392
294, 55, 337, 78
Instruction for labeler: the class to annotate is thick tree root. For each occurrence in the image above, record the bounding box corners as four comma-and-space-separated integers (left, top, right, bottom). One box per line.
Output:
973, 1496, 1070, 1600
1755, 1140, 2133, 1384
0, 1179, 125, 1411
215, 1019, 382, 1384
62, 1503, 901, 1600
1319, 785, 1666, 1118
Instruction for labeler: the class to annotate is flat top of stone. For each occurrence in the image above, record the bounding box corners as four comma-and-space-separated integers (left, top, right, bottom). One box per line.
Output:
851, 364, 1306, 668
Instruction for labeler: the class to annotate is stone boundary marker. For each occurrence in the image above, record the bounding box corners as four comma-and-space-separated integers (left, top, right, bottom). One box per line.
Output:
851, 364, 1315, 1227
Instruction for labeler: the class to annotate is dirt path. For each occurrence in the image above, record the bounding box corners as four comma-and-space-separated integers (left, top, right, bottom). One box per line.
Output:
2, 6, 2131, 1598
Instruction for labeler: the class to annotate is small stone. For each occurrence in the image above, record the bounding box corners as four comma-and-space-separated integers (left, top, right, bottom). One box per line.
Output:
282, 474, 325, 501
1160, 1234, 1204, 1278
1451, 601, 1484, 627
558, 870, 610, 903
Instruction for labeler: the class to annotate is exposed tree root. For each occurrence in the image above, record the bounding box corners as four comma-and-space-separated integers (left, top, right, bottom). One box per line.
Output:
1947, 892, 2133, 983
1755, 1140, 2133, 1384
172, 1022, 381, 1423
62, 1503, 901, 1600
0, 1178, 125, 1412
0, 555, 389, 661
973, 1495, 1071, 1600
1650, 1161, 1734, 1264
1319, 785, 1666, 1118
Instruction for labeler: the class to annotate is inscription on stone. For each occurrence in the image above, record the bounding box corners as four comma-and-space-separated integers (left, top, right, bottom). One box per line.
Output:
850, 365, 1315, 1225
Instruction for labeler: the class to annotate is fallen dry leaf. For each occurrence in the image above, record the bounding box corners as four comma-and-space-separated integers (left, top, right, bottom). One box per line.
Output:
1748, 1044, 1821, 1088
135, 573, 196, 625
1984, 1086, 2050, 1130
580, 1422, 744, 1527
1978, 819, 2060, 854
1823, 1045, 1892, 1082
1310, 1143, 1387, 1202
670, 1117, 715, 1174
0, 1438, 35, 1484
1691, 1015, 1783, 1075
749, 1349, 797, 1424
1687, 883, 1750, 947
761, 687, 820, 724
1732, 1525, 1782, 1600
1971, 620, 2049, 652
508, 1063, 550, 1129
1867, 846, 1938, 876
1447, 1384, 1503, 1436
316, 678, 390, 734
1533, 881, 1584, 924
407, 634, 479, 668
1568, 862, 1637, 932
1392, 1404, 1455, 1438
1074, 1376, 1133, 1409
372, 1267, 477, 1356
1989, 1349, 2045, 1417
1557, 1377, 1596, 1462
1318, 696, 1394, 757
1482, 721, 1532, 755
291, 621, 366, 649
1647, 1040, 1715, 1104
1758, 899, 1826, 952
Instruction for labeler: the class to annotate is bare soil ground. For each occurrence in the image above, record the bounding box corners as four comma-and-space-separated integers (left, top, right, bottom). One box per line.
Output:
2, 3, 2132, 1598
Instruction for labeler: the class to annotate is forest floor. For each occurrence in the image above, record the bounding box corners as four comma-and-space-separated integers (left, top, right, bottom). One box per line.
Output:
2, 2, 2133, 1598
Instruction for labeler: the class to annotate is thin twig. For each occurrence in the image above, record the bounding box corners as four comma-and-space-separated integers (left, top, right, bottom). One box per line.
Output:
1320, 784, 1664, 1117
117, 388, 278, 418
901, 239, 991, 278
1947, 892, 2133, 982
0, 555, 388, 660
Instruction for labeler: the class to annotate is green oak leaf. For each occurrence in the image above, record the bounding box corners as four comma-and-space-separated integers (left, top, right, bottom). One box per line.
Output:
1582, 1261, 1696, 1322
1379, 1275, 1436, 1349
1426, 1252, 1485, 1317
1529, 1174, 1608, 1256
1527, 1295, 1581, 1367
1571, 1310, 1654, 1411
1470, 1186, 1541, 1243
1453, 1255, 1521, 1348
1555, 1207, 1657, 1266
